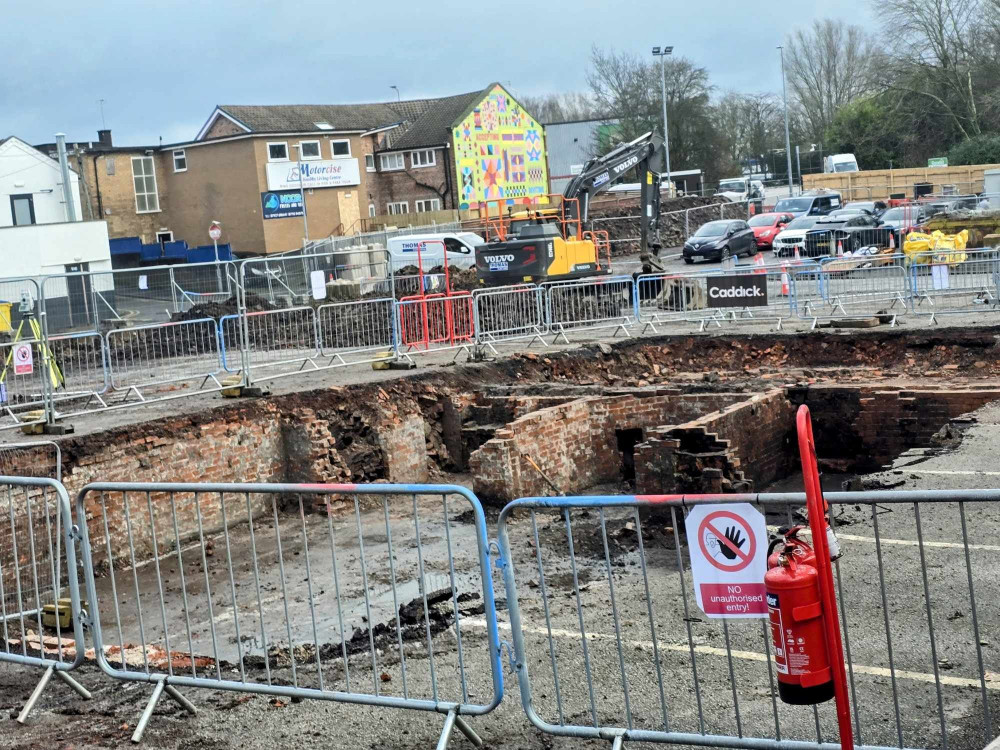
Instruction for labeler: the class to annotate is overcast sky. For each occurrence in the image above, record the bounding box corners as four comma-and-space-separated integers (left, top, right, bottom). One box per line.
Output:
5, 0, 875, 147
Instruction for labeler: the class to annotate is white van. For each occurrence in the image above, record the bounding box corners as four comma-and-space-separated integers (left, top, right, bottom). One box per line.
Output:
823, 154, 859, 173
386, 232, 484, 270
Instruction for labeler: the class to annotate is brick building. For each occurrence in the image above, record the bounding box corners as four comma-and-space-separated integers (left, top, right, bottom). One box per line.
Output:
39, 83, 549, 256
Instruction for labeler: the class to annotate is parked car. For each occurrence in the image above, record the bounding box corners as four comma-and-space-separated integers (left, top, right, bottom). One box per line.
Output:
803, 214, 882, 257
878, 206, 929, 232
683, 220, 757, 263
748, 212, 794, 250
773, 215, 821, 257
844, 200, 886, 217
772, 192, 843, 217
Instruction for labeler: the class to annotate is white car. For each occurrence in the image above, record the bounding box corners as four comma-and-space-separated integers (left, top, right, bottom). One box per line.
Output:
772, 215, 822, 257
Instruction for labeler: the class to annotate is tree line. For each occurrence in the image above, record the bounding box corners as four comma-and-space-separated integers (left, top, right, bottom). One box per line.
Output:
521, 0, 1000, 187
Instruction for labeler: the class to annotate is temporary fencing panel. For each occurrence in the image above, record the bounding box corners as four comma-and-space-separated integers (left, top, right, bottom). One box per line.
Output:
397, 293, 476, 355
0, 476, 90, 721
909, 249, 1000, 322
74, 482, 503, 744
316, 297, 396, 365
794, 263, 910, 327
496, 489, 1000, 750
543, 276, 637, 342
473, 284, 547, 350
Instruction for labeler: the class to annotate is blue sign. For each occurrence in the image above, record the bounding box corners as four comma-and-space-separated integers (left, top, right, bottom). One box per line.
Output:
261, 191, 304, 220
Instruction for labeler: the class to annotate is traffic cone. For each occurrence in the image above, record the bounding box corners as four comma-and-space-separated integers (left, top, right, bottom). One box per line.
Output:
793, 246, 801, 263
328, 273, 334, 282
754, 254, 766, 274
837, 239, 844, 256
780, 266, 790, 296
888, 231, 895, 250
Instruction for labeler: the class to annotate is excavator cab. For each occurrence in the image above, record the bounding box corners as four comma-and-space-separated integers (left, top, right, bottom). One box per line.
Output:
474, 196, 611, 286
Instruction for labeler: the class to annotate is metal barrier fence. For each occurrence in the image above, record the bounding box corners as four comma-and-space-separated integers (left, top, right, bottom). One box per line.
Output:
0, 475, 90, 721
794, 263, 910, 327
397, 293, 476, 356
74, 482, 503, 744
909, 249, 1000, 323
543, 276, 637, 342
472, 284, 547, 351
497, 489, 999, 750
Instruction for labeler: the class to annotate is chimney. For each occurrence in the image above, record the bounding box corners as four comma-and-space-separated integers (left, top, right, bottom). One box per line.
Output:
97, 129, 112, 147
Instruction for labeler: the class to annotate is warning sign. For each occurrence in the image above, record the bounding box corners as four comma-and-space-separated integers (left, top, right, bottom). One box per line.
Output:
13, 344, 33, 376
685, 503, 767, 618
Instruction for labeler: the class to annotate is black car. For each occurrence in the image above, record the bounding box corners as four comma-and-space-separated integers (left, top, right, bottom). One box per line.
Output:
683, 220, 757, 264
802, 214, 882, 257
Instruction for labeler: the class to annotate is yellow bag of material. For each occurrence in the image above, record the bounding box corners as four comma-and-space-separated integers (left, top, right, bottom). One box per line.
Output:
903, 230, 968, 265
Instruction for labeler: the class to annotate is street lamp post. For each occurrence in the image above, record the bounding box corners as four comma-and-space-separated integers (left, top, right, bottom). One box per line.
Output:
778, 45, 795, 197
290, 144, 311, 246
652, 46, 673, 196
390, 85, 400, 102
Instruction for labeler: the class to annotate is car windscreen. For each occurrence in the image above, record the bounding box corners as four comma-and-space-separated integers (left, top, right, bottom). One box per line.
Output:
784, 216, 819, 230
833, 162, 858, 172
718, 180, 745, 192
774, 197, 813, 212
748, 215, 777, 227
694, 221, 729, 237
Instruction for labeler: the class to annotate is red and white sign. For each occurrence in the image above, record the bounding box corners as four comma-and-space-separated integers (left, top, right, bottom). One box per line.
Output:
13, 343, 33, 375
208, 224, 222, 241
685, 503, 767, 618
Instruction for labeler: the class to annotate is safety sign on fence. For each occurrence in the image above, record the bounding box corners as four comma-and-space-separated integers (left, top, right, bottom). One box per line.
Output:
13, 343, 33, 375
685, 503, 768, 618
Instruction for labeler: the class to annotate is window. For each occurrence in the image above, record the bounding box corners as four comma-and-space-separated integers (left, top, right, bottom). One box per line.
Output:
386, 201, 409, 215
156, 231, 174, 245
415, 198, 441, 212
299, 140, 321, 160
131, 156, 160, 213
365, 153, 375, 172
330, 139, 351, 157
106, 157, 115, 176
172, 149, 187, 172
267, 142, 289, 161
380, 152, 405, 171
10, 194, 35, 226
369, 203, 376, 218
410, 149, 436, 168
314, 122, 333, 130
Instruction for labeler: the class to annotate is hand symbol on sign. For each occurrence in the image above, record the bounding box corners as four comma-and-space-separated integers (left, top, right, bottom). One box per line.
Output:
717, 526, 745, 560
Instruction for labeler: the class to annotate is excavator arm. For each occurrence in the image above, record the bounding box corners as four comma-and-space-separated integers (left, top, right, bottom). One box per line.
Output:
560, 131, 667, 261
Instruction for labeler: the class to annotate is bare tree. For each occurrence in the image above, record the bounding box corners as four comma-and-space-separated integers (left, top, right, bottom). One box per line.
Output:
880, 0, 983, 138
716, 92, 786, 170
784, 19, 882, 140
519, 92, 598, 124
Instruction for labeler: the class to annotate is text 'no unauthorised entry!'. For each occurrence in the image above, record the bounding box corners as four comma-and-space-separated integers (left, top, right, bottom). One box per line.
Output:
685, 503, 767, 618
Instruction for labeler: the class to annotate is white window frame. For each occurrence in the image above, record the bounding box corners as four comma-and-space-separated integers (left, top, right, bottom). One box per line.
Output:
365, 153, 376, 172
156, 230, 174, 244
386, 201, 409, 215
172, 149, 187, 173
415, 198, 441, 213
131, 156, 160, 214
299, 140, 321, 160
410, 149, 436, 168
379, 152, 405, 171
369, 203, 376, 218
330, 139, 351, 158
267, 141, 289, 162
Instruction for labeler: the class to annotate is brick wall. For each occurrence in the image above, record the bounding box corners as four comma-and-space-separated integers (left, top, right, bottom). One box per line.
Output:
635, 390, 795, 494
470, 392, 750, 503
797, 386, 1000, 470
374, 148, 451, 213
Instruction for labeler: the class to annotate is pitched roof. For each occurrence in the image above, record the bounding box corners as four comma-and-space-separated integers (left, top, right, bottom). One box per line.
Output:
211, 85, 494, 150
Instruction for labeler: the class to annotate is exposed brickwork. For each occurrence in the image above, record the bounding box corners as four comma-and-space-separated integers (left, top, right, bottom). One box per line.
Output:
376, 149, 451, 213
635, 390, 795, 494
470, 392, 749, 503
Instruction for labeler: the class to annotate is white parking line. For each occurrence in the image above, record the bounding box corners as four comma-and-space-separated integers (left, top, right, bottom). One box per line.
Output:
467, 619, 1000, 691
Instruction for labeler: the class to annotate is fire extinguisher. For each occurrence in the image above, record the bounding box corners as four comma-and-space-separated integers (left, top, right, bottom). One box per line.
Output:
765, 549, 835, 705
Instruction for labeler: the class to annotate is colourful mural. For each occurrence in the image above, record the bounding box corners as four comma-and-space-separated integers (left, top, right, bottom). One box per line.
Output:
452, 85, 549, 210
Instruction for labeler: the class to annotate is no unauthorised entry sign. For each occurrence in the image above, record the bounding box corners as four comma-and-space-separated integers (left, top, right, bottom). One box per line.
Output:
685, 503, 767, 618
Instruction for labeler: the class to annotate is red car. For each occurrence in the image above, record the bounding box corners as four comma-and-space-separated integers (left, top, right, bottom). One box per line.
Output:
749, 212, 795, 250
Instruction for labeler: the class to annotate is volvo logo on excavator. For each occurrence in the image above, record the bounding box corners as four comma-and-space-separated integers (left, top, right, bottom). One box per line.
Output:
613, 155, 640, 174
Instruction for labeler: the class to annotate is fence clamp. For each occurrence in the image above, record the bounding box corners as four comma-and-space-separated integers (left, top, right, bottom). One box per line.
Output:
488, 540, 507, 572
68, 524, 82, 541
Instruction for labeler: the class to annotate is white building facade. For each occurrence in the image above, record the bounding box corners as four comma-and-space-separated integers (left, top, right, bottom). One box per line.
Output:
0, 136, 83, 227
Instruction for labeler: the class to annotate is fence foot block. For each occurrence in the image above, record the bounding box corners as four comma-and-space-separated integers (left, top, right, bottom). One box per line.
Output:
42, 423, 74, 436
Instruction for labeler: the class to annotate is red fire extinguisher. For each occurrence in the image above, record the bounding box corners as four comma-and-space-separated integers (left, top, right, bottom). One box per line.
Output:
765, 546, 835, 705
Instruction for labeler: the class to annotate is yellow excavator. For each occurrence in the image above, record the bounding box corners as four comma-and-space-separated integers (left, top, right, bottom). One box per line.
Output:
474, 131, 667, 285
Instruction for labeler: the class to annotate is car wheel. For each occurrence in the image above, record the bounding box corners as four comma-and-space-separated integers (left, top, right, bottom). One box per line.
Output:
721, 246, 731, 262
684, 258, 694, 265
748, 243, 758, 256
